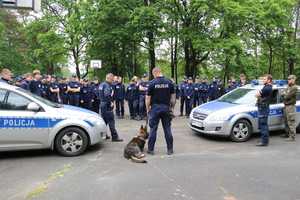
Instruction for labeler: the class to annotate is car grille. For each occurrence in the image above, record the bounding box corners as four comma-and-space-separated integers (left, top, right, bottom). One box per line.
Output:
192, 112, 208, 120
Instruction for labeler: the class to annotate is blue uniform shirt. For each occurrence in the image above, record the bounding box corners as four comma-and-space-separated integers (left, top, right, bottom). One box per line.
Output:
99, 81, 113, 103
258, 84, 273, 105
139, 81, 149, 96
114, 82, 126, 100
126, 83, 139, 101
29, 80, 42, 96
68, 81, 80, 93
20, 80, 30, 90
179, 82, 187, 97
184, 83, 194, 99
147, 76, 175, 106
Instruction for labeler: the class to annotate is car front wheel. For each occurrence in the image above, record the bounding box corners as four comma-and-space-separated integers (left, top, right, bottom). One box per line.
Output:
55, 127, 89, 156
230, 120, 252, 142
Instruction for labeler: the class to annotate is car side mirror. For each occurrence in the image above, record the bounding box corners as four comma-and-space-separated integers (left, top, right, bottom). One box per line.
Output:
27, 102, 40, 112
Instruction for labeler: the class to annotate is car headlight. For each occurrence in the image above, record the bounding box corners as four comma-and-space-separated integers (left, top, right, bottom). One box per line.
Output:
206, 114, 231, 122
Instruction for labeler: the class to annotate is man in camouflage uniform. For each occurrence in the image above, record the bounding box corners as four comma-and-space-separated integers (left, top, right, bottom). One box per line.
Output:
282, 75, 298, 141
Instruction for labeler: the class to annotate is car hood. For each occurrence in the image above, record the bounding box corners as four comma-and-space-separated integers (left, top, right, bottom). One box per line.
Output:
54, 105, 100, 119
193, 100, 252, 115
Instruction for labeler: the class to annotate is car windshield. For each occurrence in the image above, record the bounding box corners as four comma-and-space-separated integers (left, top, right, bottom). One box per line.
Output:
218, 88, 257, 105
16, 88, 62, 108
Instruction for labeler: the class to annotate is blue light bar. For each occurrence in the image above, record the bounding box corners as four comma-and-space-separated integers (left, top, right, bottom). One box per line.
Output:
274, 80, 288, 86
251, 79, 288, 86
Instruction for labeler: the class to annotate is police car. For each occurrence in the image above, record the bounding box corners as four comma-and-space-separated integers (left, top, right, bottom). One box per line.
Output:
189, 80, 300, 142
0, 83, 106, 156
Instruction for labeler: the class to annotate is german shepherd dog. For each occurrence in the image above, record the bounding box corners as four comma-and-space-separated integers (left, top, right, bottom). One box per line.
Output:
124, 125, 149, 163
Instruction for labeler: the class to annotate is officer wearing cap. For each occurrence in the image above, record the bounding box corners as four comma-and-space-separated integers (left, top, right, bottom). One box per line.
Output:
68, 75, 81, 107
114, 76, 126, 118
125, 77, 139, 119
256, 74, 273, 146
29, 70, 43, 96
199, 77, 209, 104
49, 76, 60, 103
0, 68, 13, 84
179, 76, 187, 116
146, 67, 176, 155
184, 77, 194, 116
80, 79, 93, 110
99, 73, 123, 142
281, 75, 298, 141
138, 73, 149, 120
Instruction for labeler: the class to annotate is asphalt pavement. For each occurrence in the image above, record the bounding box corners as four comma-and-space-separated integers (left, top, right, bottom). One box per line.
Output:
1, 108, 300, 200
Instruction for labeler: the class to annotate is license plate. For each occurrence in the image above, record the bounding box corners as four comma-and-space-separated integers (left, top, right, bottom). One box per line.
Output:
192, 120, 203, 127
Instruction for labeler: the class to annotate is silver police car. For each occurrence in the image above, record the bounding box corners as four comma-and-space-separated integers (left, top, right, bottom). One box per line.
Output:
0, 82, 106, 156
189, 80, 300, 142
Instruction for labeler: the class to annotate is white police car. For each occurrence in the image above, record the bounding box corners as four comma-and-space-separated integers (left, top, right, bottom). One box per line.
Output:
0, 82, 106, 156
189, 80, 300, 142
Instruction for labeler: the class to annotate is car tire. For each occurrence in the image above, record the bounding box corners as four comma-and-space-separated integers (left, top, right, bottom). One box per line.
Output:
55, 127, 89, 157
230, 119, 252, 142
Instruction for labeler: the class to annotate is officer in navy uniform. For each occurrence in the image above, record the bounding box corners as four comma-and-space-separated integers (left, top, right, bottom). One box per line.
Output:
184, 77, 194, 117
256, 74, 273, 146
20, 73, 32, 90
99, 73, 123, 142
59, 78, 69, 104
138, 74, 149, 120
208, 78, 219, 101
80, 79, 94, 110
114, 76, 126, 118
0, 68, 12, 84
125, 78, 139, 119
29, 70, 43, 96
146, 67, 176, 155
179, 77, 187, 116
91, 80, 100, 113
49, 77, 60, 103
199, 77, 209, 104
68, 75, 81, 107
193, 76, 201, 107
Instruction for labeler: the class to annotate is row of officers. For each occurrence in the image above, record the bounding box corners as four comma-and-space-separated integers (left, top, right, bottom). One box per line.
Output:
5, 69, 248, 119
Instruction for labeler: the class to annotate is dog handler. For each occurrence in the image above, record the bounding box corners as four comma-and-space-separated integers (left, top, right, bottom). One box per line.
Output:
146, 67, 176, 155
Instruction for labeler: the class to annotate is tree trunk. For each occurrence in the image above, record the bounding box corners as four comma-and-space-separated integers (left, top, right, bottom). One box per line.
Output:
184, 40, 191, 77
289, 1, 300, 74
268, 45, 273, 74
174, 22, 178, 84
148, 31, 156, 80
170, 36, 175, 79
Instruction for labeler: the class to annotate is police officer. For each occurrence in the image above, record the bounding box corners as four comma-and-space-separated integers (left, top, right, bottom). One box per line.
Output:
91, 80, 100, 113
146, 67, 176, 155
179, 77, 187, 116
29, 70, 43, 96
80, 79, 94, 110
49, 77, 60, 103
225, 78, 238, 93
114, 76, 126, 118
184, 77, 194, 117
209, 78, 219, 101
0, 68, 12, 84
281, 75, 298, 141
199, 77, 209, 104
99, 73, 123, 142
256, 74, 273, 146
59, 78, 69, 104
20, 73, 32, 90
193, 76, 201, 107
239, 74, 247, 87
125, 78, 139, 119
138, 74, 149, 120
68, 75, 81, 107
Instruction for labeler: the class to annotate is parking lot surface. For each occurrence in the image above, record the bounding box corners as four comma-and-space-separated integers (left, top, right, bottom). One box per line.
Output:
1, 110, 300, 200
